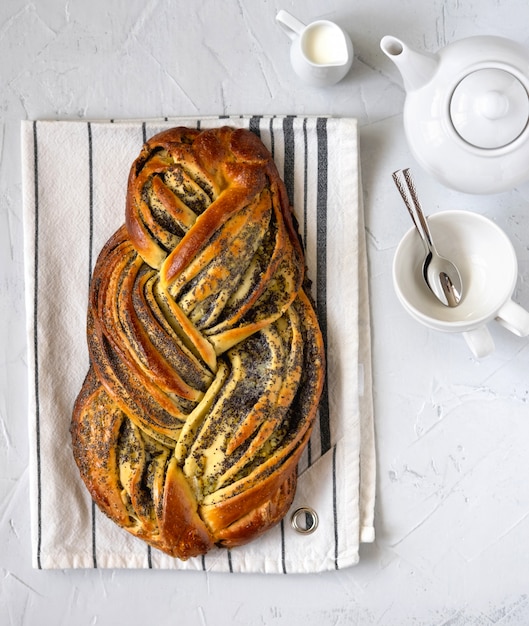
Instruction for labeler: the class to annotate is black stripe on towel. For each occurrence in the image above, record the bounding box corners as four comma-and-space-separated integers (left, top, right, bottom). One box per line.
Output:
87, 122, 98, 569
316, 118, 337, 567
227, 548, 233, 573
281, 518, 287, 574
91, 502, 97, 568
87, 122, 94, 278
147, 546, 152, 568
332, 443, 339, 569
316, 117, 331, 455
302, 118, 309, 248
32, 121, 43, 570
282, 116, 295, 207
249, 115, 262, 138
302, 117, 312, 468
269, 116, 276, 158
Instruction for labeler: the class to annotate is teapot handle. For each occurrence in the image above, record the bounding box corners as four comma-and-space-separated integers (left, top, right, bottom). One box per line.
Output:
276, 10, 306, 40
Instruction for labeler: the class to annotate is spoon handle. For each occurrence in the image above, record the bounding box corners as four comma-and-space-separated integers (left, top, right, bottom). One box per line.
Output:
392, 169, 435, 252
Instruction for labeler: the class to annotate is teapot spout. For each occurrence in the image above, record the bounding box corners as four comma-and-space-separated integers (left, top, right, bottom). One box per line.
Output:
381, 36, 438, 91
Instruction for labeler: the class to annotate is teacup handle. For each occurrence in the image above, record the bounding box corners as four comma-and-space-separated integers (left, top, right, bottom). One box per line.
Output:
276, 10, 306, 40
495, 299, 529, 337
463, 326, 495, 359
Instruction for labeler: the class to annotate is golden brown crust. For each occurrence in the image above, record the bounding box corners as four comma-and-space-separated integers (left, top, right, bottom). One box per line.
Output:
71, 126, 325, 559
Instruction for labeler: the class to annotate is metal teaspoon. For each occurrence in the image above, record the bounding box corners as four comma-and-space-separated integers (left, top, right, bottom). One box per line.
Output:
392, 168, 463, 307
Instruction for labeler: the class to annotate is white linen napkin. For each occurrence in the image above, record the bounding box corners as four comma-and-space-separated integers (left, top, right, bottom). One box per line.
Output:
21, 115, 375, 573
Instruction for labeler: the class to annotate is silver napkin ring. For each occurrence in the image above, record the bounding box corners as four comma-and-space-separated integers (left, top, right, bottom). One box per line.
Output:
290, 506, 319, 534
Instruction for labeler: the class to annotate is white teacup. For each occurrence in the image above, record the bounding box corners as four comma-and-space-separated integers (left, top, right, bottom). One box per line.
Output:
275, 10, 353, 87
393, 210, 529, 358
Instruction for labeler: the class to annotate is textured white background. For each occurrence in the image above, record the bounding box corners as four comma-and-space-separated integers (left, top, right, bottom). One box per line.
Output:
3, 0, 529, 624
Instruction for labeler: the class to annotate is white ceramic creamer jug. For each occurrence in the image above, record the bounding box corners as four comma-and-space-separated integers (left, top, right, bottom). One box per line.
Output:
381, 35, 529, 194
276, 10, 353, 87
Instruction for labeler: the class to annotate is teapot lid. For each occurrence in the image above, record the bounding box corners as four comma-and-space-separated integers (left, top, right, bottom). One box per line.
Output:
450, 68, 529, 149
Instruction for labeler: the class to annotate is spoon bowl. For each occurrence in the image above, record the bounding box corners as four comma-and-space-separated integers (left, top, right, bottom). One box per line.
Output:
392, 169, 463, 307
423, 251, 463, 307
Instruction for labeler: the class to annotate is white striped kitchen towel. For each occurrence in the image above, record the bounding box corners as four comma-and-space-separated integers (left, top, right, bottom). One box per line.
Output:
21, 115, 375, 573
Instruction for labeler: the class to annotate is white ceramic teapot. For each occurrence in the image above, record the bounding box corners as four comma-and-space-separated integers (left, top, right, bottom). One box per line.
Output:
381, 35, 529, 194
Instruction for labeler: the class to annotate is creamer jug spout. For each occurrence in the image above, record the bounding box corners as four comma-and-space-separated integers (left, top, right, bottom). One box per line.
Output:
380, 36, 438, 91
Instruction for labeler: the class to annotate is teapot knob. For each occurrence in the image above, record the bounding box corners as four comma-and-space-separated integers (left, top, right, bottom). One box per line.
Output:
478, 90, 510, 120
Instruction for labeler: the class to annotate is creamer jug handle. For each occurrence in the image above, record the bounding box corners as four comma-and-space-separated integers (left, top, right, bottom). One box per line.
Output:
276, 10, 306, 40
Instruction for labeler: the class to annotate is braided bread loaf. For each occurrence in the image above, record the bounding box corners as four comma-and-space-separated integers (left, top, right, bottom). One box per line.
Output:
71, 126, 325, 559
